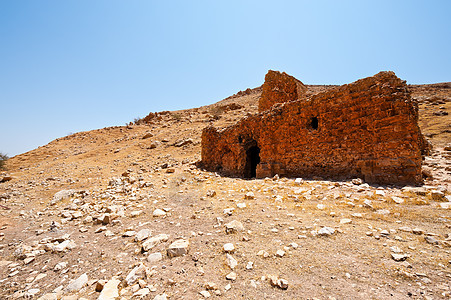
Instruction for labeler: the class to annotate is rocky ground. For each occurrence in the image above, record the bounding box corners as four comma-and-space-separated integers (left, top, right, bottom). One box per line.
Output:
0, 83, 450, 300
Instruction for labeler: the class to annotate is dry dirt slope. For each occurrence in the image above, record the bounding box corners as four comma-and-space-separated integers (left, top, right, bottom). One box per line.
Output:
0, 83, 450, 300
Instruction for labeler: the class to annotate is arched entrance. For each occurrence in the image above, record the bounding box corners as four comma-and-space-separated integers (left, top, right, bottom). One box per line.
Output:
244, 143, 260, 178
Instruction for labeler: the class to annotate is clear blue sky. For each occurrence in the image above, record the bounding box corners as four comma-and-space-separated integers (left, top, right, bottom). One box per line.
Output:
1, 1, 450, 157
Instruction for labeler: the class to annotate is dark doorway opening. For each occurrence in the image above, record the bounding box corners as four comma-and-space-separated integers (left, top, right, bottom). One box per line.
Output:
245, 145, 260, 178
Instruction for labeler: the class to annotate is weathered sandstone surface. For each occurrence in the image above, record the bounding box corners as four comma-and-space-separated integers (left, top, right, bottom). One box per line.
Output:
201, 71, 429, 185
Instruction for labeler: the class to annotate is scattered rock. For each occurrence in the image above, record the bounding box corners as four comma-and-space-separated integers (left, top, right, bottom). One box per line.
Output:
98, 278, 120, 300
225, 220, 244, 234
363, 199, 373, 209
65, 273, 88, 292
225, 272, 237, 281
199, 290, 211, 298
142, 234, 169, 252
142, 132, 154, 139
424, 236, 439, 245
226, 254, 237, 269
147, 252, 163, 263
352, 178, 363, 185
223, 243, 235, 253
318, 227, 335, 236
268, 275, 288, 290
153, 294, 168, 300
52, 189, 77, 205
53, 240, 76, 252
244, 192, 255, 199
431, 190, 445, 201
167, 239, 189, 257
125, 263, 147, 286
391, 196, 404, 204
153, 209, 166, 217
390, 246, 403, 253
391, 253, 409, 262
206, 190, 216, 197
413, 228, 424, 235
135, 229, 152, 242
133, 288, 150, 298
340, 218, 352, 224
37, 293, 58, 300
174, 138, 193, 147
95, 280, 107, 292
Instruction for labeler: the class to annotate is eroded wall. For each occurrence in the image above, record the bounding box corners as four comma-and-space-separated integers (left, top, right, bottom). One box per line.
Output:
201, 71, 427, 185
258, 70, 307, 112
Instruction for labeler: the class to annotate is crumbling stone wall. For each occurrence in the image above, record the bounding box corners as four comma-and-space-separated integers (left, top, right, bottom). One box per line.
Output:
258, 70, 308, 112
201, 71, 428, 185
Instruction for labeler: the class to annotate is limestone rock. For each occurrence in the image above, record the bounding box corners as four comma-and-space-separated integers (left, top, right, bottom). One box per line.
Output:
125, 263, 147, 286
431, 190, 445, 201
142, 234, 169, 252
199, 290, 211, 298
53, 240, 76, 252
135, 229, 152, 242
226, 254, 237, 269
424, 236, 439, 245
244, 192, 255, 199
225, 272, 237, 281
413, 228, 424, 235
225, 220, 244, 234
147, 252, 163, 263
318, 227, 335, 236
52, 189, 77, 205
167, 239, 189, 258
268, 275, 289, 290
391, 196, 405, 204
153, 209, 166, 217
98, 278, 120, 300
133, 288, 150, 298
391, 253, 409, 262
37, 293, 58, 300
153, 293, 168, 300
223, 243, 235, 253
65, 273, 88, 292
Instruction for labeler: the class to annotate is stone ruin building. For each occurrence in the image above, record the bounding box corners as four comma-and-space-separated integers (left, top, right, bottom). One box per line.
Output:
200, 70, 430, 185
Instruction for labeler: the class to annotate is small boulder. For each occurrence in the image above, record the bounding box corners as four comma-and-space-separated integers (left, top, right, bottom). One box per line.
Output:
135, 229, 152, 242
153, 209, 166, 217
65, 273, 88, 292
225, 220, 244, 234
98, 278, 120, 300
147, 252, 163, 263
223, 243, 235, 253
167, 239, 189, 258
142, 234, 169, 252
318, 227, 335, 236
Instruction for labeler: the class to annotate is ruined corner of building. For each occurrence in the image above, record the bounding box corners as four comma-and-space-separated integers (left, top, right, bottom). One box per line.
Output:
200, 70, 430, 186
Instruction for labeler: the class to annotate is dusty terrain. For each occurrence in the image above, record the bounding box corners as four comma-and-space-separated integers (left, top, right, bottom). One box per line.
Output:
0, 82, 450, 300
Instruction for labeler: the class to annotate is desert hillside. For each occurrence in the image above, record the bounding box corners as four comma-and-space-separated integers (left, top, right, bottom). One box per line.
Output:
0, 82, 450, 299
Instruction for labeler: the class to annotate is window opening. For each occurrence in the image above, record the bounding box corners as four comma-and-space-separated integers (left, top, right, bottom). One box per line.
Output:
310, 117, 319, 130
